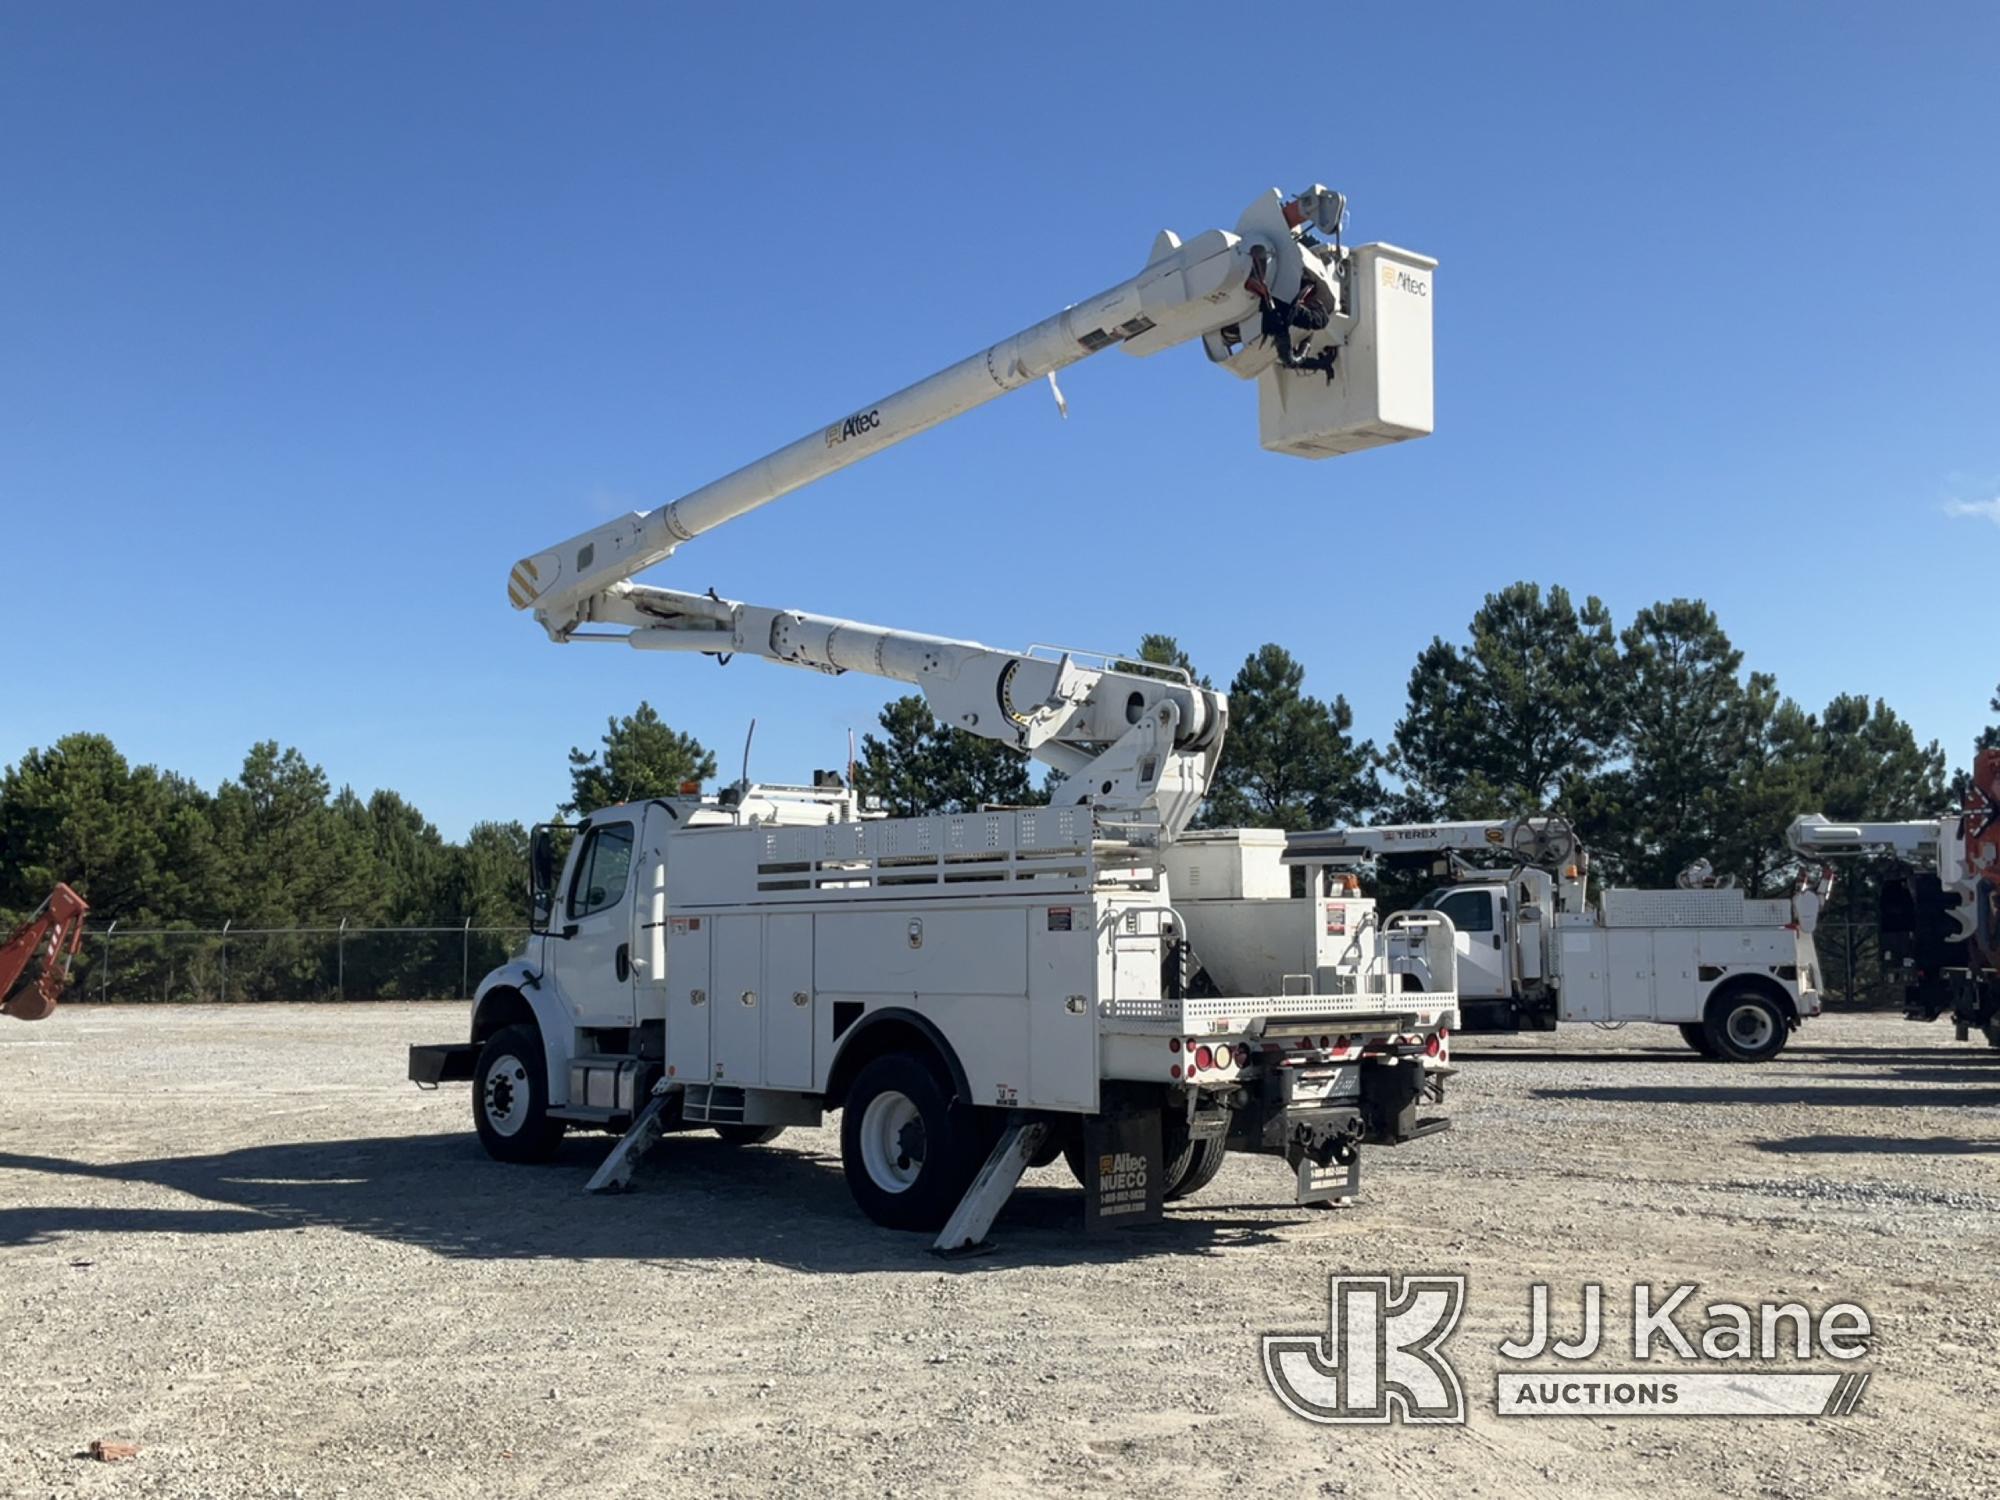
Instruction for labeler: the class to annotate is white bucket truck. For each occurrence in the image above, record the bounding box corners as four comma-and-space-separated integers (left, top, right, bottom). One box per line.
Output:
409, 181, 1456, 1245
1293, 819, 1827, 1062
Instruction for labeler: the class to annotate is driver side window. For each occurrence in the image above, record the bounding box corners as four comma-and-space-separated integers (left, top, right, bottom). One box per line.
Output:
1434, 888, 1494, 934
567, 821, 635, 920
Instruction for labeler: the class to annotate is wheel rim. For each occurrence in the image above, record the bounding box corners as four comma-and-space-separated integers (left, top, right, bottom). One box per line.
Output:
483, 1053, 531, 1137
1725, 1004, 1775, 1053
858, 1090, 926, 1193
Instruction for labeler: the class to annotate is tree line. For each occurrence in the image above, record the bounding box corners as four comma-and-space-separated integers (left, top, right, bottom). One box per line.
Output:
4, 584, 1990, 1003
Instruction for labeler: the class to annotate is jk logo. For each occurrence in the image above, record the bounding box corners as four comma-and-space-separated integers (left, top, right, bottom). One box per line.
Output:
1263, 1275, 1467, 1424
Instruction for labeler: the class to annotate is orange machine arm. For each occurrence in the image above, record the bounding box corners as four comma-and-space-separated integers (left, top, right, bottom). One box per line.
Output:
0, 883, 89, 1022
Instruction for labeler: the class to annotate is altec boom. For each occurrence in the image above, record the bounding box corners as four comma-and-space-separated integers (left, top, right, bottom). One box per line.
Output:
415, 183, 1453, 1247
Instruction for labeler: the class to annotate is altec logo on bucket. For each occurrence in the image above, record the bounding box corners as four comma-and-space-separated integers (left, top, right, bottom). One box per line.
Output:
1263, 1277, 1875, 1424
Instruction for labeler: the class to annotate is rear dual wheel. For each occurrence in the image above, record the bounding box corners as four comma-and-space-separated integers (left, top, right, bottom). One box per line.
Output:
1678, 1022, 1719, 1058
1060, 1109, 1227, 1202
1703, 988, 1788, 1063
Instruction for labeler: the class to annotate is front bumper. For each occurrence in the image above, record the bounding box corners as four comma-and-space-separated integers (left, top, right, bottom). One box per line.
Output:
408, 1042, 478, 1087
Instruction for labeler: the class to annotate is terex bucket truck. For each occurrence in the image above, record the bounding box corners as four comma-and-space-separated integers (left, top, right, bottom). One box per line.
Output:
411, 184, 1459, 1246
1285, 818, 1827, 1061
1788, 749, 2000, 1047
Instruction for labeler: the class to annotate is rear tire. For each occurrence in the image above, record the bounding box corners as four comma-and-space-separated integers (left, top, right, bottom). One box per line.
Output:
1678, 1022, 1720, 1058
1165, 1133, 1227, 1201
714, 1125, 785, 1146
473, 1023, 567, 1163
839, 1053, 982, 1232
1062, 1109, 1225, 1200
1703, 988, 1788, 1063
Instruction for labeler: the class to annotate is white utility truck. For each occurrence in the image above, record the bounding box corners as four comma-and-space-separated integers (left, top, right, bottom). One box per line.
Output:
411, 183, 1458, 1247
1291, 818, 1828, 1061
1789, 763, 2000, 1048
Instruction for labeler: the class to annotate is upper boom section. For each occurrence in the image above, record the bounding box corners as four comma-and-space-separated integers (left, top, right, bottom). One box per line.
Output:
1292, 818, 1582, 870
512, 183, 1435, 641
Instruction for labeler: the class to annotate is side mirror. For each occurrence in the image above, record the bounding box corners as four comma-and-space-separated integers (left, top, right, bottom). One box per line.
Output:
530, 829, 558, 932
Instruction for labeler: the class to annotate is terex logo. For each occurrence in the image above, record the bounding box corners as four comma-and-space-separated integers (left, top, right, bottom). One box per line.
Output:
1263, 1275, 1466, 1424
825, 408, 883, 447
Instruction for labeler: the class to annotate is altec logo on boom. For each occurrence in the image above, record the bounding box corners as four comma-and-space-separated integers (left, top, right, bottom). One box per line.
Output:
824, 407, 883, 447
1263, 1277, 1875, 1424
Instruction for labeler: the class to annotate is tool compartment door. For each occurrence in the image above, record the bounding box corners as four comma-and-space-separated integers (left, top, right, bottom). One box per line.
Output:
665, 916, 711, 1083
1029, 905, 1098, 1110
1605, 929, 1657, 1020
1650, 929, 1700, 1022
765, 913, 814, 1090
712, 914, 764, 1085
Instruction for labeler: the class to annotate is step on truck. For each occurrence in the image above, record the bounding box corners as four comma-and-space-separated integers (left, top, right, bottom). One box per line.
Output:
412, 788, 1458, 1244
1291, 818, 1827, 1062
409, 178, 1450, 1244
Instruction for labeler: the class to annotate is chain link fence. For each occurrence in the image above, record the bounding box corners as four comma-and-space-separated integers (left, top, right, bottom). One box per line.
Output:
54, 918, 1900, 1008
70, 923, 530, 1004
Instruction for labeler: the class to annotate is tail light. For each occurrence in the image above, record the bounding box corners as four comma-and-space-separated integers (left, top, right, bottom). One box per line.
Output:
1232, 1043, 1251, 1067
1195, 1044, 1214, 1070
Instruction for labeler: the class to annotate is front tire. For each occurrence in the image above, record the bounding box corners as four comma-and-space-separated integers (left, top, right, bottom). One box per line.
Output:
1704, 988, 1788, 1063
473, 1023, 567, 1163
839, 1053, 982, 1232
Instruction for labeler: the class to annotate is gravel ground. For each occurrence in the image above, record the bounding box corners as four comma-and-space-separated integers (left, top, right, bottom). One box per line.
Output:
3, 1004, 1998, 1499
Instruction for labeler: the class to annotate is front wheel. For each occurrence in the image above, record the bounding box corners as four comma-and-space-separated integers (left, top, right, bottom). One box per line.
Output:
1704, 989, 1788, 1063
839, 1053, 981, 1232
473, 1023, 567, 1163
1678, 1021, 1720, 1058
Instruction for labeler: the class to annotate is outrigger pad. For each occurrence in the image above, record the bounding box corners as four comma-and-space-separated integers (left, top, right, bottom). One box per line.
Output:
1081, 1110, 1164, 1233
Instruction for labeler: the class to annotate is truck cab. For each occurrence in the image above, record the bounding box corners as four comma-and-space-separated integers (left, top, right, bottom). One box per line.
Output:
1418, 875, 1558, 1032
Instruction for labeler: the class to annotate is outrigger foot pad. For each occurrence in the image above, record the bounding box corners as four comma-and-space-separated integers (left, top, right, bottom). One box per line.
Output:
585, 1091, 676, 1194
931, 1116, 1051, 1257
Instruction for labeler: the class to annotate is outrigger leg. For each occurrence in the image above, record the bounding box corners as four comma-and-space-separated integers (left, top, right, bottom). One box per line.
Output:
585, 1089, 677, 1194
932, 1115, 1050, 1257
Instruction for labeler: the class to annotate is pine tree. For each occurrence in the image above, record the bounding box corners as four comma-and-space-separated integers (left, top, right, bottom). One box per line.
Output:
564, 702, 717, 815
1388, 583, 1623, 819
854, 696, 1043, 816
1201, 644, 1381, 831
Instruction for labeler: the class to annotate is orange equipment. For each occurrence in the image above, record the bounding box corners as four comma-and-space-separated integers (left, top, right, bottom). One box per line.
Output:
1, 884, 89, 1022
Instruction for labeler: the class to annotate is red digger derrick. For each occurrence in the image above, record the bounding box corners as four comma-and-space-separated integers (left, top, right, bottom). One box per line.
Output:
1, 884, 89, 1022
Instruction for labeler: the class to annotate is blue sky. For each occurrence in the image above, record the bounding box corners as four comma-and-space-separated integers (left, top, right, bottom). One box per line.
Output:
4, 4, 1995, 838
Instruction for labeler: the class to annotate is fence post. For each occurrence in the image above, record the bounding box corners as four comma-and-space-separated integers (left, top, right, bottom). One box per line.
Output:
461, 917, 472, 1000
337, 917, 347, 1001
101, 920, 119, 1003
220, 917, 232, 1004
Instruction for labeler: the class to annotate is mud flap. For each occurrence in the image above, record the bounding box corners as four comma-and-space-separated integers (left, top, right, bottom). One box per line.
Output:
1081, 1110, 1163, 1233
1296, 1154, 1361, 1207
